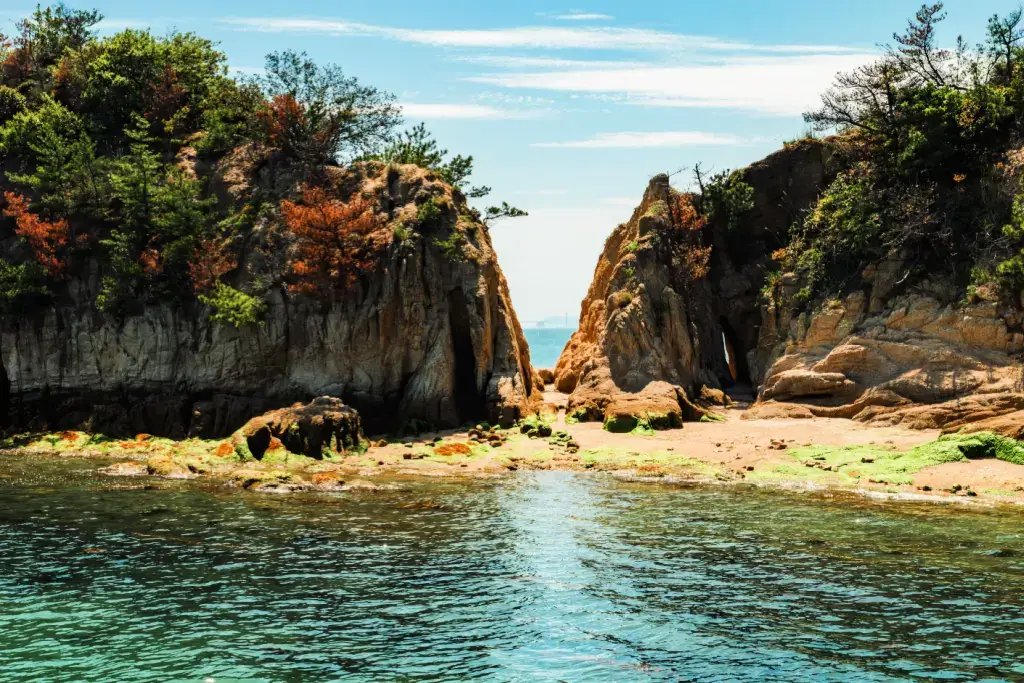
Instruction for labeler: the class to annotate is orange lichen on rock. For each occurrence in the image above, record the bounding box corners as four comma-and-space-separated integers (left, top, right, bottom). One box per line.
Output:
434, 442, 473, 456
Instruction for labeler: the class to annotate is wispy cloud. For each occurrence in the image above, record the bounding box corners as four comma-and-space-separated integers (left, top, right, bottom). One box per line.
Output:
548, 12, 615, 21
96, 17, 155, 31
532, 131, 746, 148
471, 54, 874, 116
217, 17, 863, 54
399, 103, 542, 120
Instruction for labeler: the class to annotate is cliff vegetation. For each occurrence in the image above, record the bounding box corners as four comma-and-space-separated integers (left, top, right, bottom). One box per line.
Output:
0, 4, 535, 436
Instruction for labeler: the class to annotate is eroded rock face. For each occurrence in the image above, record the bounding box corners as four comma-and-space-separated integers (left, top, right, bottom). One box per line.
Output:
233, 396, 362, 460
553, 175, 711, 425
754, 292, 1024, 428
554, 140, 831, 428
0, 162, 536, 436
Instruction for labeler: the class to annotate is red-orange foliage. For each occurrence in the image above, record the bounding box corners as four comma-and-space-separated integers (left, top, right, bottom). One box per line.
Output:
671, 193, 708, 233
670, 193, 711, 283
281, 187, 379, 295
3, 192, 69, 278
258, 94, 306, 149
147, 66, 187, 128
188, 239, 237, 293
1, 46, 31, 86
140, 246, 163, 276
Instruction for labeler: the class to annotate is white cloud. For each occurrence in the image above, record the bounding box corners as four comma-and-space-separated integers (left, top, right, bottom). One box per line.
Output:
96, 18, 153, 31
532, 131, 745, 148
470, 54, 874, 116
491, 207, 621, 322
399, 103, 540, 119
550, 12, 615, 21
217, 17, 863, 54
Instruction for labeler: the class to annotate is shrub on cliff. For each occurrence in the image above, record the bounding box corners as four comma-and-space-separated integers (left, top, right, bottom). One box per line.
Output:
281, 187, 379, 296
368, 122, 527, 225
762, 2, 1024, 309
253, 50, 401, 172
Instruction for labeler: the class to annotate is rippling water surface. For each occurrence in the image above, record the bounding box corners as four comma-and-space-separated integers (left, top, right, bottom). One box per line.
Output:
2, 455, 1024, 681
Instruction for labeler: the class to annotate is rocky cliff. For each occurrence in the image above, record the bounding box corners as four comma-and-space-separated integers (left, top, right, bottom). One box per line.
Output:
558, 137, 1024, 436
554, 141, 832, 428
0, 158, 537, 437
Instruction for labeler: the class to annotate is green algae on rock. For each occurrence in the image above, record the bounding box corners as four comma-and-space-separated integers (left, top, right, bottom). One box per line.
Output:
788, 432, 1024, 486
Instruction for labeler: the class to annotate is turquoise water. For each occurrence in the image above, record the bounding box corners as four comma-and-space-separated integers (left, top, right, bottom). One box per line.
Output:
523, 328, 575, 369
3, 455, 1024, 682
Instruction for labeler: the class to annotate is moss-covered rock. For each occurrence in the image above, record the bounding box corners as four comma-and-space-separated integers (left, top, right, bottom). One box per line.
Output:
231, 397, 364, 461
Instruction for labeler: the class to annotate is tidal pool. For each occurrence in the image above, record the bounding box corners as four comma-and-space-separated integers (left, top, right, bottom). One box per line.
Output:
1, 454, 1024, 682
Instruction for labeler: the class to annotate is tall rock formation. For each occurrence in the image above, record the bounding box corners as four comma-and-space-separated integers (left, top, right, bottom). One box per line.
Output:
558, 137, 1024, 436
555, 141, 832, 429
0, 159, 536, 437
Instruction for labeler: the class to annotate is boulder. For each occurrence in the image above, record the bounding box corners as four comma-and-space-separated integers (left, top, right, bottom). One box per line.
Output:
754, 293, 1024, 429
232, 397, 364, 460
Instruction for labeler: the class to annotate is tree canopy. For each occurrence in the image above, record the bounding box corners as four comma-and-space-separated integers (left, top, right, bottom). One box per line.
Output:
0, 4, 523, 322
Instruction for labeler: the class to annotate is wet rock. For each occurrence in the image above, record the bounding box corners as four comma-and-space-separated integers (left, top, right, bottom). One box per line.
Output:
98, 462, 148, 477
232, 397, 364, 460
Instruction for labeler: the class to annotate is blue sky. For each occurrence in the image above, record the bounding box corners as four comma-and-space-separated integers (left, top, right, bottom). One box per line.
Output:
4, 1, 1014, 323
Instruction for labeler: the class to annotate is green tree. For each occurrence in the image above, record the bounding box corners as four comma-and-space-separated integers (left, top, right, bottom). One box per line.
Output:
255, 50, 402, 167
2, 3, 103, 98
372, 123, 527, 223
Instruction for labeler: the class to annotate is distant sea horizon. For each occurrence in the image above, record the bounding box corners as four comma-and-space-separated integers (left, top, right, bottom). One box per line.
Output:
523, 327, 575, 369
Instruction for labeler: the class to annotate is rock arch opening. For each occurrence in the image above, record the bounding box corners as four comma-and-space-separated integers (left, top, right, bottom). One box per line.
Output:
448, 288, 484, 424
719, 317, 752, 389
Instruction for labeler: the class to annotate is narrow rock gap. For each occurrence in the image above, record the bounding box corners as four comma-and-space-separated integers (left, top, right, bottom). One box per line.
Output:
448, 288, 484, 424
719, 316, 752, 391
0, 358, 8, 429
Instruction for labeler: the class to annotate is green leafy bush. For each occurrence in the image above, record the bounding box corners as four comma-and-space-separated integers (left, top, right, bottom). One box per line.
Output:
199, 282, 267, 327
0, 259, 48, 312
701, 170, 754, 232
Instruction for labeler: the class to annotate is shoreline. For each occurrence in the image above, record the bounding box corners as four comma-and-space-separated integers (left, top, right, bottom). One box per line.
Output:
5, 401, 1024, 507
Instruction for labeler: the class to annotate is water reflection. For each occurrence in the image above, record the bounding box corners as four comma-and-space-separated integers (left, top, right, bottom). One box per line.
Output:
1, 457, 1023, 681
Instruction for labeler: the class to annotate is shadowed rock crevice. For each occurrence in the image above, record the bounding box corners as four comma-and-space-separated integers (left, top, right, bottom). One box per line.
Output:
448, 288, 484, 424
0, 359, 8, 429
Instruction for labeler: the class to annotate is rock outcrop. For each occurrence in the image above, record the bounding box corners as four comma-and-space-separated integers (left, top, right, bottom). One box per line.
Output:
232, 396, 363, 460
0, 160, 537, 436
558, 135, 1024, 434
750, 291, 1024, 428
555, 141, 832, 427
